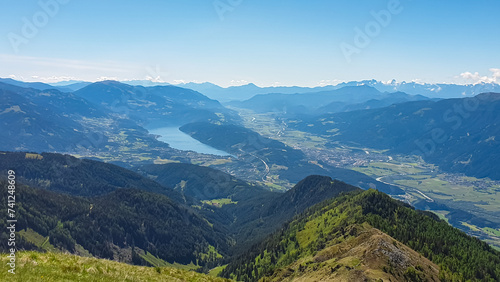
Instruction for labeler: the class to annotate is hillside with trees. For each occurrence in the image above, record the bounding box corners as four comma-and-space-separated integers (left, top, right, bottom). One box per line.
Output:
222, 189, 500, 281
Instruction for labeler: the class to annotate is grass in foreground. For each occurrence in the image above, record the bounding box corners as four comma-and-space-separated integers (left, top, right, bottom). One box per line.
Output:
0, 251, 230, 282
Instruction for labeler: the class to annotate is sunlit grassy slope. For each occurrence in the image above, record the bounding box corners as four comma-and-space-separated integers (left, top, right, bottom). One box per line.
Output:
0, 251, 231, 282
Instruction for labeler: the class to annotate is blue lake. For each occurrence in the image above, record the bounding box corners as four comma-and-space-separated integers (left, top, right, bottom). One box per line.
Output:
148, 127, 232, 156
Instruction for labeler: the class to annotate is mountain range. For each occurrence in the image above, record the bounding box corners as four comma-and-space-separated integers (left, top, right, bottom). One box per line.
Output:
39, 78, 500, 102
0, 78, 73, 92
229, 85, 431, 115
73, 80, 235, 128
0, 80, 237, 165
2, 152, 499, 281
290, 92, 500, 180
2, 77, 500, 280
123, 79, 500, 101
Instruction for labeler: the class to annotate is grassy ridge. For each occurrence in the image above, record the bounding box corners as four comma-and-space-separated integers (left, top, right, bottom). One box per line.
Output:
222, 189, 500, 281
0, 251, 231, 282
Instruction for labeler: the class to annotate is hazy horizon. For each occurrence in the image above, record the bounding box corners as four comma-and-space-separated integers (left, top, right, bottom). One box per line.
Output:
1, 0, 499, 87
3, 76, 500, 89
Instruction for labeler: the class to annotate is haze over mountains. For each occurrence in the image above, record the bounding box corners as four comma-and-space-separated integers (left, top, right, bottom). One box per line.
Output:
74, 80, 235, 128
290, 93, 500, 180
1, 77, 500, 281
229, 85, 432, 115
0, 79, 236, 163
10, 76, 498, 101
123, 79, 500, 101
6, 76, 498, 109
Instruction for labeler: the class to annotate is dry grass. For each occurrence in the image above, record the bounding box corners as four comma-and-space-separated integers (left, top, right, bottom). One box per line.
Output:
0, 251, 231, 282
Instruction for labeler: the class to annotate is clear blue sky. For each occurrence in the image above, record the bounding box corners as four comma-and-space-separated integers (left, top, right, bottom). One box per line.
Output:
0, 0, 499, 87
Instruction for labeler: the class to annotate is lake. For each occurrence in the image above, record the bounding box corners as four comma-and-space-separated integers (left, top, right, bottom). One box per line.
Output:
148, 127, 232, 156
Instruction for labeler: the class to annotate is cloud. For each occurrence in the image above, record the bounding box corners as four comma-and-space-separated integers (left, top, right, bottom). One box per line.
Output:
31, 75, 76, 83
229, 79, 249, 86
97, 76, 119, 81
171, 80, 206, 85
317, 79, 345, 87
0, 54, 137, 74
460, 72, 494, 83
410, 79, 425, 85
460, 68, 500, 84
491, 68, 500, 79
145, 76, 166, 83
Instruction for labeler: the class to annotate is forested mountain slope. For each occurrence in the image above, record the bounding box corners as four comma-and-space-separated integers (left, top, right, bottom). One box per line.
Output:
222, 189, 500, 281
0, 181, 231, 267
0, 152, 186, 203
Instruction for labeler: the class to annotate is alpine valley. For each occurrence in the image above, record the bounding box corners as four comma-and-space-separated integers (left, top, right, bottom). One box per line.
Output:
1, 78, 500, 282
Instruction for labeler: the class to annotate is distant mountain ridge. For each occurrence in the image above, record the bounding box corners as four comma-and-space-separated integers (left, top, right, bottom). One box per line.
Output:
317, 91, 432, 114
0, 78, 72, 92
229, 85, 431, 115
178, 80, 500, 101
74, 80, 235, 127
291, 92, 500, 180
13, 77, 496, 101
0, 80, 239, 160
0, 86, 89, 152
49, 80, 92, 91
333, 79, 500, 99
0, 82, 178, 156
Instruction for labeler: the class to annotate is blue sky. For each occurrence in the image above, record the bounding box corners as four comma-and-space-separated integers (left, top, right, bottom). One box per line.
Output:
0, 0, 499, 87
